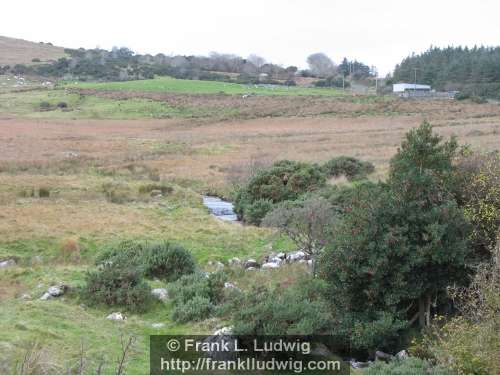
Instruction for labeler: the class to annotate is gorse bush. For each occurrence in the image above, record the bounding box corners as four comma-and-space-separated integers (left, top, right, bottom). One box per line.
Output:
143, 242, 196, 282
96, 240, 196, 282
232, 278, 334, 336
170, 272, 227, 323
80, 263, 153, 312
95, 240, 147, 269
234, 160, 326, 224
322, 156, 374, 181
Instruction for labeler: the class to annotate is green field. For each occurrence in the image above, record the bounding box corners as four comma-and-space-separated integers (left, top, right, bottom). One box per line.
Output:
63, 76, 345, 96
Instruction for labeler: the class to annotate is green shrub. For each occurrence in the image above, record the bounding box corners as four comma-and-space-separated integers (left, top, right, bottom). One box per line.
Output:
102, 182, 134, 204
365, 358, 452, 375
350, 312, 408, 353
80, 263, 153, 312
39, 101, 52, 111
38, 187, 50, 198
138, 183, 173, 195
470, 95, 487, 104
322, 156, 374, 180
95, 240, 147, 269
143, 242, 196, 282
454, 92, 470, 100
234, 160, 326, 224
232, 278, 334, 336
172, 295, 214, 323
243, 199, 274, 225
170, 272, 227, 323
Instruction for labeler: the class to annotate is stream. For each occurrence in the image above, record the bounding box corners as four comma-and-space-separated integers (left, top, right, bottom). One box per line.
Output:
202, 196, 238, 222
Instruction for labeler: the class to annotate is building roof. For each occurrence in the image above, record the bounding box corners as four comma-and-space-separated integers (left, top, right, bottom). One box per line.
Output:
393, 83, 431, 92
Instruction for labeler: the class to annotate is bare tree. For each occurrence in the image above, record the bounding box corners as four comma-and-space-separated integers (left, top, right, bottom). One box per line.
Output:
262, 197, 337, 275
306, 52, 336, 77
247, 54, 266, 69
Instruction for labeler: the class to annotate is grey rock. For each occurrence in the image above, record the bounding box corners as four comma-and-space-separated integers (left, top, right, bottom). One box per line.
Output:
151, 288, 169, 301
208, 260, 224, 270
375, 350, 392, 361
246, 267, 257, 271
152, 323, 165, 329
350, 360, 371, 369
205, 326, 236, 360
228, 257, 241, 266
150, 189, 162, 197
40, 292, 52, 300
275, 252, 286, 260
261, 262, 280, 269
106, 312, 126, 321
224, 282, 236, 289
48, 285, 64, 297
244, 259, 260, 269
395, 350, 409, 360
0, 259, 16, 269
287, 251, 306, 262
310, 343, 333, 358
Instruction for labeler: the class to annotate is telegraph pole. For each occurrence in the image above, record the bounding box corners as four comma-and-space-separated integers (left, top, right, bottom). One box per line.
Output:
413, 68, 418, 91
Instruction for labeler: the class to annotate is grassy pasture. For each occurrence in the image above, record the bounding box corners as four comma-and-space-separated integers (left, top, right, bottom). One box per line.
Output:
63, 76, 345, 96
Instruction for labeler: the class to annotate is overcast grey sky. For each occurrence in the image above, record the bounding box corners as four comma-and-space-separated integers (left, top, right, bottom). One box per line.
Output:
2, 0, 499, 76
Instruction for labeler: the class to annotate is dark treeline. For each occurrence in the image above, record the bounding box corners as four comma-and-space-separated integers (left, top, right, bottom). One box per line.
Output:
393, 46, 500, 98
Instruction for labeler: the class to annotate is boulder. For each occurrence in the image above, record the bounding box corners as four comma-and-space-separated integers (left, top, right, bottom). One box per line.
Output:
244, 259, 260, 269
106, 312, 126, 321
375, 350, 392, 362
205, 327, 236, 360
350, 360, 371, 369
150, 189, 162, 197
275, 252, 286, 260
47, 285, 65, 297
245, 267, 257, 271
228, 257, 241, 266
213, 326, 233, 336
261, 262, 280, 269
40, 285, 66, 300
395, 350, 409, 360
286, 251, 306, 262
224, 282, 237, 289
0, 259, 16, 269
152, 323, 165, 329
268, 256, 283, 264
39, 292, 52, 300
151, 288, 169, 301
208, 260, 224, 270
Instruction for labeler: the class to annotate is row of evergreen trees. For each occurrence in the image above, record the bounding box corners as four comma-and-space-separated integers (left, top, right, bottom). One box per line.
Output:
393, 46, 500, 98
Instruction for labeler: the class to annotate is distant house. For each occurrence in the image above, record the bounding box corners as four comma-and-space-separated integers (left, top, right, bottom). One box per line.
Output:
393, 83, 431, 96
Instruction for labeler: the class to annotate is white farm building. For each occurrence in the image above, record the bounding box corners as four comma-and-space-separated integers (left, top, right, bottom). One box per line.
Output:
393, 83, 431, 93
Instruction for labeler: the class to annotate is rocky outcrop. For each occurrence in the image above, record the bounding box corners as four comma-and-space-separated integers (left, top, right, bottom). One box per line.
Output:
40, 284, 67, 300
151, 288, 169, 301
106, 312, 126, 321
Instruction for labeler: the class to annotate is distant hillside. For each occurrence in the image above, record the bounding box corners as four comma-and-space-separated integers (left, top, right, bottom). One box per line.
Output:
0, 35, 67, 66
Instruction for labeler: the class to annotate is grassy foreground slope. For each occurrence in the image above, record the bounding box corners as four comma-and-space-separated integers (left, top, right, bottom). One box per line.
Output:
65, 76, 345, 96
0, 36, 67, 66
